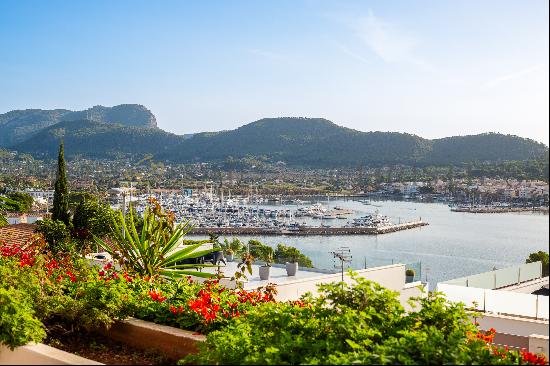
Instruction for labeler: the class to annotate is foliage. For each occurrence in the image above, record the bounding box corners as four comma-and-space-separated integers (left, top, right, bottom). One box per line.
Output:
274, 244, 313, 267
94, 199, 217, 280
9, 115, 548, 169
0, 239, 276, 343
2, 192, 34, 213
526, 251, 549, 277
258, 246, 274, 267
405, 268, 415, 277
247, 239, 268, 259
231, 253, 254, 284
248, 240, 312, 267
0, 287, 46, 350
184, 272, 548, 365
131, 277, 276, 333
52, 141, 70, 226
0, 104, 156, 147
35, 219, 73, 254
72, 197, 116, 241
221, 237, 243, 255
0, 241, 135, 333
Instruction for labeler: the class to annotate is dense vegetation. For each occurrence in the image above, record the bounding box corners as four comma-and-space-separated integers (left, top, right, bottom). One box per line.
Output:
13, 120, 182, 159
7, 115, 548, 168
184, 273, 547, 365
0, 104, 156, 147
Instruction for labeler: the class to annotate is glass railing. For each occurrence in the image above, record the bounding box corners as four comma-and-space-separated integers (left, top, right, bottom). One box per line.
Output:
440, 261, 542, 290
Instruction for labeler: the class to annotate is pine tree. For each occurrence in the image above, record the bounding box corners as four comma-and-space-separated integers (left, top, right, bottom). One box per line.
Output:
52, 141, 70, 225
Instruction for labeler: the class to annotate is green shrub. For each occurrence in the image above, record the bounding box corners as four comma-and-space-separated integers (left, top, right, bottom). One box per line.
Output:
182, 272, 545, 365
526, 251, 549, 277
0, 287, 46, 350
274, 244, 313, 267
35, 219, 73, 254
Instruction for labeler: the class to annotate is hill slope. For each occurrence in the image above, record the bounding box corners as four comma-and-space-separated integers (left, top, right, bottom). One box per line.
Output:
0, 104, 156, 146
13, 120, 181, 159
159, 117, 432, 166
8, 116, 548, 167
159, 117, 548, 167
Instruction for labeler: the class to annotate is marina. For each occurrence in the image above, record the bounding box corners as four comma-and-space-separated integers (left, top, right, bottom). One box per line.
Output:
109, 190, 547, 285
115, 189, 427, 235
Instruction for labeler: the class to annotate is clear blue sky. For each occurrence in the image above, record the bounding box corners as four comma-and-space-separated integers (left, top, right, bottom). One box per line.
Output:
1, 0, 548, 144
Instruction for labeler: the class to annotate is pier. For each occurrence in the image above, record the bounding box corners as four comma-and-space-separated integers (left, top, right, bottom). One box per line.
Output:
190, 220, 428, 236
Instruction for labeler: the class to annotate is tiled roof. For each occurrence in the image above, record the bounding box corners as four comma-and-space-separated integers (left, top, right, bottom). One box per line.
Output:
0, 223, 38, 247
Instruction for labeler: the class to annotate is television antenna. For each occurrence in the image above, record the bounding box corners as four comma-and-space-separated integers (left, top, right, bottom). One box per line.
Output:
330, 246, 352, 283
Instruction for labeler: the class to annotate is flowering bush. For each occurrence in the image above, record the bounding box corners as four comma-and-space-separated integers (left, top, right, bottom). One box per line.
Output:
131, 276, 276, 333
0, 238, 280, 351
184, 273, 549, 365
0, 240, 134, 336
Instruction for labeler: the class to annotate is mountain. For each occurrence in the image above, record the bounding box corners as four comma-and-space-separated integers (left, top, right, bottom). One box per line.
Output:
8, 115, 548, 167
13, 120, 181, 159
159, 118, 433, 166
158, 117, 548, 167
0, 104, 156, 146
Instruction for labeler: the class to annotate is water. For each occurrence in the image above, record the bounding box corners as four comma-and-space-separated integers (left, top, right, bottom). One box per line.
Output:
189, 198, 549, 286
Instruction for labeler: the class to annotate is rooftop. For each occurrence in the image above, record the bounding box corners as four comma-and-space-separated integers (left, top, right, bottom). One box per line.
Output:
0, 223, 38, 247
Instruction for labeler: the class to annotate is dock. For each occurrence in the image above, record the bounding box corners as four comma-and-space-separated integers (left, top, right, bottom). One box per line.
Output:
190, 220, 428, 236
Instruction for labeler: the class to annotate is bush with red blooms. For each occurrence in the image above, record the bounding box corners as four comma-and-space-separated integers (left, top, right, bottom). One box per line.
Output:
132, 276, 277, 333
0, 239, 135, 333
184, 274, 549, 365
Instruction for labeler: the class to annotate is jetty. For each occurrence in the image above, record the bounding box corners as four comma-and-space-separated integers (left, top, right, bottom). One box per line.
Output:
191, 220, 428, 236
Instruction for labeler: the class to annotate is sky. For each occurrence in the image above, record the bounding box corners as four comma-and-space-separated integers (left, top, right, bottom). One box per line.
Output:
0, 0, 548, 144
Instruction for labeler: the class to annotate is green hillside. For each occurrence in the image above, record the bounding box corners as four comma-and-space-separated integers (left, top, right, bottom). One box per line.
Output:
0, 104, 157, 146
10, 116, 549, 167
13, 120, 181, 159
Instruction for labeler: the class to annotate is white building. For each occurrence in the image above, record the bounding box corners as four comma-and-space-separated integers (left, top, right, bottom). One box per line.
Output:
23, 189, 54, 203
437, 262, 549, 357
518, 187, 533, 199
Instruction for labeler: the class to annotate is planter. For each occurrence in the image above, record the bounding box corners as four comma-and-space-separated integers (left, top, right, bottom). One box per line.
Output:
225, 253, 234, 262
100, 318, 205, 361
405, 275, 414, 283
259, 265, 271, 280
286, 262, 299, 276
0, 343, 102, 365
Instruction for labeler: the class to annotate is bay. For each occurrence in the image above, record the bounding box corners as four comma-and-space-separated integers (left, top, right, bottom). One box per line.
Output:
189, 198, 549, 286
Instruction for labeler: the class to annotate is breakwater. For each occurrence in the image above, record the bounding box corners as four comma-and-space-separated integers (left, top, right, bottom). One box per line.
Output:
191, 221, 428, 236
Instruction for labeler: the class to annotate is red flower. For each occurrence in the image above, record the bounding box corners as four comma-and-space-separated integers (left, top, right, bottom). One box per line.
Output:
149, 290, 166, 302
66, 270, 76, 282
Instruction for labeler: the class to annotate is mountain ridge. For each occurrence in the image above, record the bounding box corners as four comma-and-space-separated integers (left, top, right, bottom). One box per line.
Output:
0, 104, 156, 146
9, 115, 548, 167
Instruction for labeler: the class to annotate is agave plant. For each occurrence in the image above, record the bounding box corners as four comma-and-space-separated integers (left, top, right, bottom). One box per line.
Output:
94, 199, 218, 279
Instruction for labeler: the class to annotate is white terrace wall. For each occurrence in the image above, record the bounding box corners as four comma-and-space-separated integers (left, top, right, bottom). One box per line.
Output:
0, 343, 102, 365
262, 264, 424, 306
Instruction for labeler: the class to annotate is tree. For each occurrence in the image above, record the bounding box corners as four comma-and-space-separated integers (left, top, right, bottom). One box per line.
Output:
52, 141, 70, 226
6, 192, 34, 213
72, 198, 115, 241
526, 251, 549, 277
35, 219, 72, 254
